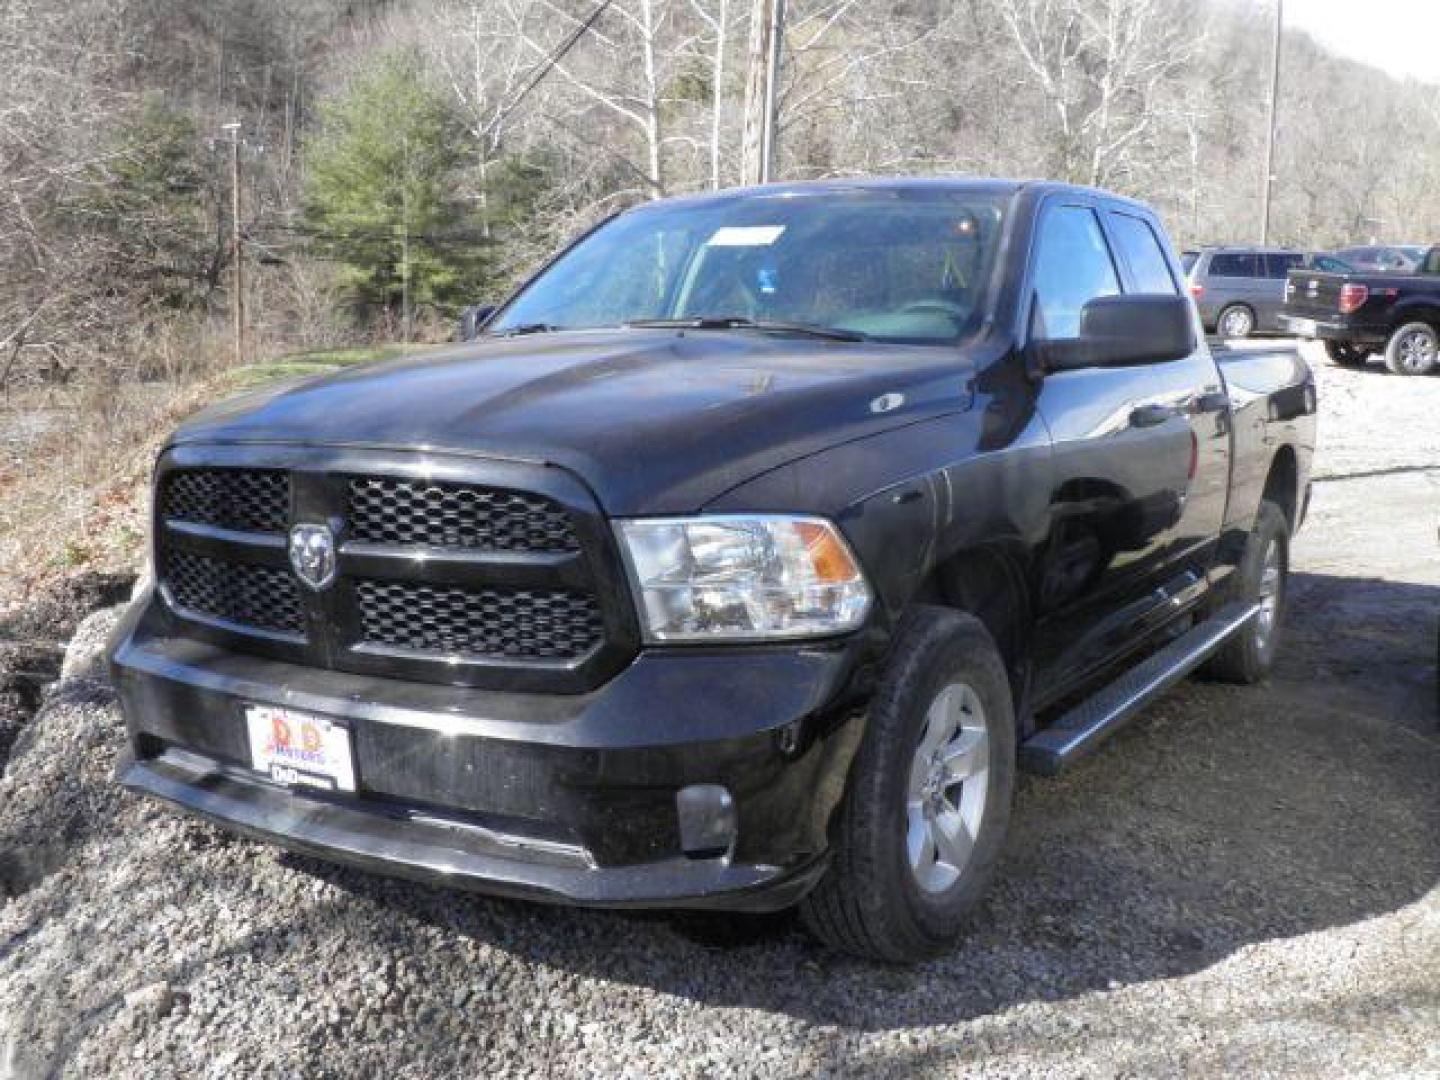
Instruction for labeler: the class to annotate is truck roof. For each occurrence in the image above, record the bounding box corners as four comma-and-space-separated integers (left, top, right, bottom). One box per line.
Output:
624, 177, 1155, 216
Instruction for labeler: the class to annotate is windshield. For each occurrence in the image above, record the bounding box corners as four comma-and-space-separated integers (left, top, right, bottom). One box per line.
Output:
489, 189, 1007, 344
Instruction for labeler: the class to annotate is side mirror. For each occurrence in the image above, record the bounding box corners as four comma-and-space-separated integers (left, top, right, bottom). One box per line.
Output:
457, 303, 497, 341
1036, 294, 1196, 372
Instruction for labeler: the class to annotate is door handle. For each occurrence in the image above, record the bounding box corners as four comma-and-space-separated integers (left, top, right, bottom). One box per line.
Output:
1194, 391, 1229, 414
1130, 403, 1177, 427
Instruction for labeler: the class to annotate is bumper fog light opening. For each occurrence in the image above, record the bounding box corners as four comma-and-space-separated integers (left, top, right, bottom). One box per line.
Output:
676, 784, 737, 861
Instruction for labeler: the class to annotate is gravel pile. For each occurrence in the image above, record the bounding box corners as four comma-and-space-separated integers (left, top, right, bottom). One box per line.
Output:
1, 349, 1437, 1077
0, 572, 133, 777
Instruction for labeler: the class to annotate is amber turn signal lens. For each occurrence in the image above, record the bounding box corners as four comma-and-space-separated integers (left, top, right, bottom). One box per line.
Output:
796, 521, 861, 583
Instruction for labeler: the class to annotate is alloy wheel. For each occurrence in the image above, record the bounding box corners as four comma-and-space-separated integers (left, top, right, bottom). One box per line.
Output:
906, 682, 991, 894
1254, 541, 1282, 656
1396, 328, 1437, 374
1220, 307, 1253, 338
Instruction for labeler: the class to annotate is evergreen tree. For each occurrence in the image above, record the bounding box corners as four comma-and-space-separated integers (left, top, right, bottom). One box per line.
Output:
303, 50, 487, 329
62, 94, 221, 314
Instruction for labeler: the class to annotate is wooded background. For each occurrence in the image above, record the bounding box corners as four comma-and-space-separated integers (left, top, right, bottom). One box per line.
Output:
5, 0, 1439, 386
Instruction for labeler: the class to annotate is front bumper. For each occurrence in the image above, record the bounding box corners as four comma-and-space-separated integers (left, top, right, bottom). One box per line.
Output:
110, 594, 868, 911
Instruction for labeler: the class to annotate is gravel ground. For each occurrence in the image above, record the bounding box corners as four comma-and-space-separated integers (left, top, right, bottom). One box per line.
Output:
0, 573, 135, 779
2, 345, 1438, 1078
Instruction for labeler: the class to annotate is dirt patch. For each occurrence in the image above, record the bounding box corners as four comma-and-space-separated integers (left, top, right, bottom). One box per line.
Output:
0, 570, 134, 644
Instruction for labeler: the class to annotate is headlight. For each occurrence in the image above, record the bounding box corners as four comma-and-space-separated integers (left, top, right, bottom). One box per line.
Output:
615, 515, 872, 642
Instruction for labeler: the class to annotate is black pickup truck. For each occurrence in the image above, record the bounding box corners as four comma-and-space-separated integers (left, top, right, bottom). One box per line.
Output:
1282, 247, 1440, 374
110, 180, 1316, 962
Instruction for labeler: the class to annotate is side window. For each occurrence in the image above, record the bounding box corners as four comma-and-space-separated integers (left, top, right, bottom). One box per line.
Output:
1209, 253, 1259, 277
1108, 212, 1179, 294
1266, 253, 1303, 278
1031, 206, 1121, 339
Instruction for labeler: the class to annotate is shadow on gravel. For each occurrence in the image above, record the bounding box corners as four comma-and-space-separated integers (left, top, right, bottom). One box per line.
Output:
273, 571, 1440, 1034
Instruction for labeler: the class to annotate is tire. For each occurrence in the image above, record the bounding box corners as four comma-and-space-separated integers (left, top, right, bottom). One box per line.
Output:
1383, 321, 1439, 376
800, 607, 1015, 962
1202, 500, 1289, 684
1324, 340, 1370, 367
1217, 304, 1255, 339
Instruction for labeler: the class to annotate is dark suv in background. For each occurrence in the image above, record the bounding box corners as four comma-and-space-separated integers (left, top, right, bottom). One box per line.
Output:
1187, 247, 1306, 338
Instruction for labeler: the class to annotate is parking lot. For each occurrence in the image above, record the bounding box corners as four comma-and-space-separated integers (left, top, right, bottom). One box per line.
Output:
1, 343, 1437, 1078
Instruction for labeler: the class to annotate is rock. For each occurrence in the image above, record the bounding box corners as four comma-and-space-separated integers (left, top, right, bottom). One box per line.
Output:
124, 981, 175, 1022
59, 603, 128, 684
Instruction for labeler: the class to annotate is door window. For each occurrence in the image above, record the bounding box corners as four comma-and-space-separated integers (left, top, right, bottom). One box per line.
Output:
1031, 206, 1121, 339
1109, 212, 1179, 294
1208, 253, 1261, 277
1264, 253, 1304, 279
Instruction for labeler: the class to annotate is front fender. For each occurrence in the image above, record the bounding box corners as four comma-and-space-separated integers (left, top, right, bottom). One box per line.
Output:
704, 407, 1053, 631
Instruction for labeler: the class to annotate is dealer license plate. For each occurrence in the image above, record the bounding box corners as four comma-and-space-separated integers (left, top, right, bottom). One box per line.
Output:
1287, 317, 1317, 337
245, 704, 356, 792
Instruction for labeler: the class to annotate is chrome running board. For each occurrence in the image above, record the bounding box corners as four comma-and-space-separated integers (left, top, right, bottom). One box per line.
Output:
1019, 602, 1261, 775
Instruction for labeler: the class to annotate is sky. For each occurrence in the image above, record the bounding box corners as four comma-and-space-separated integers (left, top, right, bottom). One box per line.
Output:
1280, 0, 1440, 84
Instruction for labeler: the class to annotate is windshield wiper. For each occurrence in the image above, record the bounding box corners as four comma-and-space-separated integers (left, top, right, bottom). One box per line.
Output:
490, 322, 561, 338
624, 316, 869, 342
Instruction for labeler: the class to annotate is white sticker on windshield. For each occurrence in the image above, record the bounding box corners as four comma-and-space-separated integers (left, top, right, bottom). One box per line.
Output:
706, 225, 786, 247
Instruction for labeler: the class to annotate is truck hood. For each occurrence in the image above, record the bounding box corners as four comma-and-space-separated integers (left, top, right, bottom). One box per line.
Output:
173, 328, 979, 514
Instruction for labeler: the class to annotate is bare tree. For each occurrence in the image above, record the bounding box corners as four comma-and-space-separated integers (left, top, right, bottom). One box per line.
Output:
997, 0, 1194, 187
690, 0, 731, 188
507, 0, 702, 198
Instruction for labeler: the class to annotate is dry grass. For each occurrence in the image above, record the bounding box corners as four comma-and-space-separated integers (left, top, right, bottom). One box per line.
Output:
0, 329, 421, 610
0, 378, 210, 601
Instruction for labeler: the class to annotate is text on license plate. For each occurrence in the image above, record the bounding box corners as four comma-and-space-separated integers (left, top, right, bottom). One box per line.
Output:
1288, 317, 1317, 337
245, 704, 356, 792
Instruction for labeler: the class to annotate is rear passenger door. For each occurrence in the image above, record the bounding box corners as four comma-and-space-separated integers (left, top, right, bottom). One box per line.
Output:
1106, 209, 1229, 569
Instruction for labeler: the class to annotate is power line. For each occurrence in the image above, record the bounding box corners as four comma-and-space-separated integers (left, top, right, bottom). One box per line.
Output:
251, 223, 503, 244
486, 0, 617, 141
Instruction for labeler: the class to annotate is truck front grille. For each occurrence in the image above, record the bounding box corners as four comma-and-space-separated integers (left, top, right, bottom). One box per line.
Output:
153, 454, 634, 691
348, 477, 578, 552
166, 550, 306, 637
160, 469, 290, 534
355, 580, 603, 659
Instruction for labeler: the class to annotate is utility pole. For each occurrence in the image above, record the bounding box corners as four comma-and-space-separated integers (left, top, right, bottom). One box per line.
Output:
741, 0, 786, 186
223, 122, 246, 366
400, 135, 412, 344
1260, 0, 1283, 245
